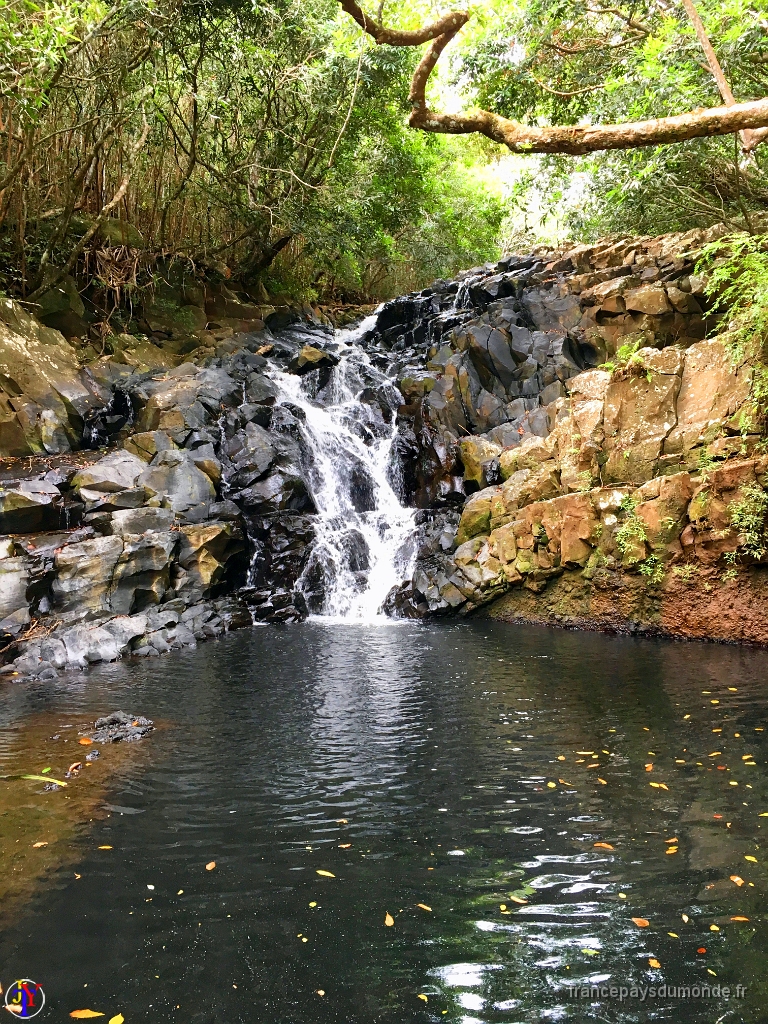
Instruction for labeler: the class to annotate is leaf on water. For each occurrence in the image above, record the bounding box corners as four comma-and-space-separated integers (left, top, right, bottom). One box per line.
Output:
98, 846, 112, 850
593, 842, 614, 850
745, 855, 758, 863
659, 783, 669, 791
32, 842, 48, 848
78, 738, 93, 746
557, 755, 566, 761
109, 1016, 124, 1024
546, 782, 556, 788
417, 994, 428, 1002
41, 767, 51, 774
508, 895, 528, 904
69, 1012, 105, 1019
338, 844, 351, 849
710, 924, 720, 931
597, 778, 607, 785
759, 813, 768, 817
665, 837, 678, 843
417, 904, 432, 911
645, 764, 653, 772
68, 762, 82, 773
731, 916, 749, 922
22, 774, 67, 787
336, 819, 348, 824
668, 932, 679, 938
697, 947, 707, 954
649, 782, 661, 788
665, 848, 678, 855
206, 861, 216, 871
576, 751, 594, 755
316, 870, 335, 878
648, 958, 661, 969
681, 914, 689, 922
384, 913, 394, 927
730, 875, 745, 886
632, 918, 650, 928
581, 948, 599, 956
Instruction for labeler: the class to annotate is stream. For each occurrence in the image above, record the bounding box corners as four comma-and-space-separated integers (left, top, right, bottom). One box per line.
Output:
1, 621, 767, 1023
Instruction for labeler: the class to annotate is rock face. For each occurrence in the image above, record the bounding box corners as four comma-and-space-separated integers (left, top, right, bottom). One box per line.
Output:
2, 222, 767, 668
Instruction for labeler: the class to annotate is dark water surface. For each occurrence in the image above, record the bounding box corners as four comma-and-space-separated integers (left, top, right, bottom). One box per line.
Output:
1, 621, 768, 1023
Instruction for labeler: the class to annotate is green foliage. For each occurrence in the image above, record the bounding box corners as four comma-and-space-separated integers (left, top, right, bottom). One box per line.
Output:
727, 482, 768, 557
672, 562, 700, 582
638, 554, 665, 584
615, 494, 648, 555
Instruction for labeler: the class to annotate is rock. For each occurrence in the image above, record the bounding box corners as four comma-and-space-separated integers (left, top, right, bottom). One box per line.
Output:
459, 436, 502, 489
0, 555, 29, 628
288, 344, 339, 374
111, 531, 177, 612
0, 478, 62, 532
71, 451, 147, 494
52, 535, 124, 620
456, 487, 498, 545
624, 285, 672, 315
88, 710, 154, 742
175, 522, 245, 602
110, 507, 175, 536
124, 431, 177, 462
138, 449, 216, 513
0, 298, 104, 455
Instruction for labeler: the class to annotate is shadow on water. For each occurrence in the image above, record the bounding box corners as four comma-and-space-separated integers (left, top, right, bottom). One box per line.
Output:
0, 620, 767, 1023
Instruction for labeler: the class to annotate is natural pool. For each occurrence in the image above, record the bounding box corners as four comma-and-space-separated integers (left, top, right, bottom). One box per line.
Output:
1, 621, 766, 1023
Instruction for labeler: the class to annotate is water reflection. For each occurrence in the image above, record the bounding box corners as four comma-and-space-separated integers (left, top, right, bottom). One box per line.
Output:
0, 621, 766, 1023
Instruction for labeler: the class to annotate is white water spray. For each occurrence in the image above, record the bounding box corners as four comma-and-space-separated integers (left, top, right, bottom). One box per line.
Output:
268, 324, 417, 622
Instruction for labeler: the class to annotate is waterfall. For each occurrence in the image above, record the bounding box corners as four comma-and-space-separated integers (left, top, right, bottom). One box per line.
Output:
267, 325, 417, 623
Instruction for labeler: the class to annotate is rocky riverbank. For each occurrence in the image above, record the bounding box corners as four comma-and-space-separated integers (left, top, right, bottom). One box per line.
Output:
2, 222, 768, 676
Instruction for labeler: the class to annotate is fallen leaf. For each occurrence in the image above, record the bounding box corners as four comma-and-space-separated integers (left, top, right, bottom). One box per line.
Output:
417, 904, 432, 911
665, 847, 678, 855
745, 855, 758, 863
69, 1012, 105, 1019
68, 762, 82, 773
546, 782, 556, 788
697, 947, 707, 954
682, 914, 689, 922
22, 774, 67, 787
645, 764, 654, 772
98, 846, 112, 850
508, 895, 528, 904
109, 1016, 124, 1024
75, 874, 81, 879
759, 813, 768, 817
316, 990, 325, 996
206, 861, 216, 871
417, 994, 428, 1002
177, 890, 183, 895
336, 819, 348, 824
665, 837, 678, 843
338, 844, 351, 849
731, 916, 749, 922
384, 913, 394, 926
593, 842, 614, 850
32, 841, 48, 848
557, 755, 566, 761
710, 924, 720, 931
78, 738, 93, 746
648, 958, 661, 969
668, 932, 679, 938
581, 948, 599, 955
659, 783, 669, 791
316, 870, 335, 878
649, 782, 661, 788
41, 767, 51, 774
730, 875, 745, 886
576, 751, 594, 755
597, 778, 607, 785
632, 917, 650, 928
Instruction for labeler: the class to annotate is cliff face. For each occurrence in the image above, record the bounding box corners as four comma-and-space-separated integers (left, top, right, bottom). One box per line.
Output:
383, 227, 768, 643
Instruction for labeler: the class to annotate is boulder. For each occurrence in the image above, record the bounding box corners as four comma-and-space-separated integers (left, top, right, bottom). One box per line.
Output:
124, 431, 177, 462
110, 531, 177, 612
71, 451, 147, 494
459, 436, 502, 489
0, 478, 62, 533
138, 449, 216, 513
288, 345, 338, 375
52, 535, 124, 620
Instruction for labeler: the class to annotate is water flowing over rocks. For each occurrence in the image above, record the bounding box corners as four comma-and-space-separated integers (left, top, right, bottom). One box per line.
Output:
3, 222, 768, 671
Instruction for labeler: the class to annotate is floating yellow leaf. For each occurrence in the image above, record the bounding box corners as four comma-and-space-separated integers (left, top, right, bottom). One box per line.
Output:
594, 842, 614, 850
316, 870, 335, 878
665, 847, 678, 855
557, 755, 566, 761
417, 994, 428, 1002
659, 783, 669, 791
731, 916, 749, 922
338, 844, 351, 849
109, 1016, 124, 1024
668, 932, 679, 938
22, 774, 67, 787
648, 958, 661, 969
384, 913, 394, 926
759, 813, 768, 817
546, 782, 556, 788
710, 924, 720, 931
645, 764, 653, 772
508, 895, 528, 904
632, 917, 650, 928
745, 855, 758, 863
32, 842, 48, 848
665, 837, 678, 844
730, 875, 745, 886
69, 1012, 105, 1019
649, 782, 661, 788
206, 861, 216, 871
417, 904, 432, 912
576, 751, 594, 755
597, 778, 607, 785
78, 738, 93, 746
581, 948, 599, 956
98, 846, 112, 850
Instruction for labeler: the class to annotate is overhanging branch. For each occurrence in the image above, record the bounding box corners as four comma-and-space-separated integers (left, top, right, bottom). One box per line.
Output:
336, 0, 768, 155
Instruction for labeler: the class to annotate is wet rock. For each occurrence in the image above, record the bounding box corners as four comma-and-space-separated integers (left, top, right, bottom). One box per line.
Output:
88, 710, 154, 743
71, 451, 147, 494
138, 449, 216, 513
288, 344, 339, 375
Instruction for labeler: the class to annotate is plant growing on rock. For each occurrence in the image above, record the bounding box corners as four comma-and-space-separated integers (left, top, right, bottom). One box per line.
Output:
639, 554, 665, 584
615, 493, 648, 561
727, 482, 768, 558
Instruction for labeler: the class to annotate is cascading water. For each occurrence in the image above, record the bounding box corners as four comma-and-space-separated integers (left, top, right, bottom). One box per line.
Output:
267, 323, 417, 622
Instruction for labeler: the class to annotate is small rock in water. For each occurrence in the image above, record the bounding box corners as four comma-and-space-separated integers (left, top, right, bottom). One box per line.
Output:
85, 749, 100, 760
87, 711, 154, 743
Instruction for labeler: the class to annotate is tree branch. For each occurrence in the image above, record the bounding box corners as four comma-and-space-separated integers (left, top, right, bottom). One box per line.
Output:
336, 0, 768, 156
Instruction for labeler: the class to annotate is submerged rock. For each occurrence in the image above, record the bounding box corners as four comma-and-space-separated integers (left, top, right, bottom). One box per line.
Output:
89, 711, 154, 743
